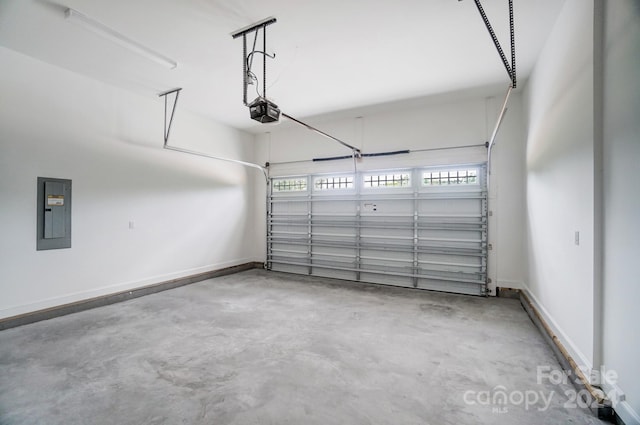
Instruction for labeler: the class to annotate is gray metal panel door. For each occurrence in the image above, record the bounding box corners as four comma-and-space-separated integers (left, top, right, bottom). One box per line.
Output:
267, 164, 487, 295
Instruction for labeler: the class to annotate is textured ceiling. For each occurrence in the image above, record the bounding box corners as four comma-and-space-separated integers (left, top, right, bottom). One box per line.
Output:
0, 0, 564, 131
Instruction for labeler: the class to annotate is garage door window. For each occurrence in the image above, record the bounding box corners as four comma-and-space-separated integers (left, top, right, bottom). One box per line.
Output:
363, 173, 411, 188
272, 178, 308, 192
422, 169, 478, 186
314, 176, 354, 190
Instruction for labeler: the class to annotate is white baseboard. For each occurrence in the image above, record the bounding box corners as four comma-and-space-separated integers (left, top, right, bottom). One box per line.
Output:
615, 400, 640, 425
601, 382, 640, 425
519, 283, 640, 424
0, 258, 258, 320
520, 283, 593, 375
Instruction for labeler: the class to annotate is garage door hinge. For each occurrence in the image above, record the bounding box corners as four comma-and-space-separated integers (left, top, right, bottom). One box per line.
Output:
488, 243, 493, 250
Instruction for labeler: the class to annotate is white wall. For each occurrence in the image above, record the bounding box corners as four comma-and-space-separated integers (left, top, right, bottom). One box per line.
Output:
524, 0, 640, 422
601, 1, 640, 422
489, 93, 527, 291
254, 88, 527, 295
522, 0, 596, 371
0, 47, 262, 319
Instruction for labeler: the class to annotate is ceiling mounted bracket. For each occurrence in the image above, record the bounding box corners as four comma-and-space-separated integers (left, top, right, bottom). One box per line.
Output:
231, 17, 277, 106
158, 88, 268, 180
230, 17, 277, 40
472, 0, 517, 88
231, 17, 361, 156
159, 88, 182, 145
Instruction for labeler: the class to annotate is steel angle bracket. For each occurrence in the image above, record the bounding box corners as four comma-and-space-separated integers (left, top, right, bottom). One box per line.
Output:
231, 16, 277, 40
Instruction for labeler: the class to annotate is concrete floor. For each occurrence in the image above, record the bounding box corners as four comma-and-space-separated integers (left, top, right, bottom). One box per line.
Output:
0, 269, 606, 425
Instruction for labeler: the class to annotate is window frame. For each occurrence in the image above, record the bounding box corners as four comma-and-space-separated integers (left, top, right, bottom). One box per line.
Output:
312, 174, 355, 192
271, 177, 309, 194
421, 168, 480, 187
362, 172, 412, 189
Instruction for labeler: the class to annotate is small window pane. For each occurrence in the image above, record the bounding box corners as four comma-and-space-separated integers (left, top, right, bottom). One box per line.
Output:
363, 173, 410, 188
272, 178, 307, 192
423, 169, 479, 186
314, 176, 354, 190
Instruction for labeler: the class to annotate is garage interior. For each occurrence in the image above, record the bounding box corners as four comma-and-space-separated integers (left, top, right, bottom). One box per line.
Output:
0, 0, 638, 424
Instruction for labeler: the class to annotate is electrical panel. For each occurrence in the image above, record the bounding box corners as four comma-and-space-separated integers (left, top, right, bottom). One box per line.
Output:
37, 177, 72, 250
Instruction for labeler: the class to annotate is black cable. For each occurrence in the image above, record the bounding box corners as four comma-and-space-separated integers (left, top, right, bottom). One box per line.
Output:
246, 51, 276, 100
246, 31, 260, 99
246, 51, 276, 64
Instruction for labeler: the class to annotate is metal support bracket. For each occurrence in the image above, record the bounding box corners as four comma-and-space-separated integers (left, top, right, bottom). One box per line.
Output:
231, 17, 277, 105
472, 0, 517, 88
232, 18, 362, 157
158, 88, 269, 180
159, 88, 182, 145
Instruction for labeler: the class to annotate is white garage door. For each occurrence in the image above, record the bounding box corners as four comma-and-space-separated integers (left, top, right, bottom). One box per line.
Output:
267, 164, 488, 296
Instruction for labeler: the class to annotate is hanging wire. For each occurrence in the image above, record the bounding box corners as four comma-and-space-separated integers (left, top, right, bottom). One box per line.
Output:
246, 30, 260, 98
248, 30, 259, 71
245, 27, 276, 99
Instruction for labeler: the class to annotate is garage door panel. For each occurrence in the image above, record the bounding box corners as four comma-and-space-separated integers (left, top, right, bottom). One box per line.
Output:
271, 262, 309, 275
267, 164, 487, 296
418, 260, 482, 274
415, 278, 483, 296
360, 249, 413, 261
311, 268, 357, 281
418, 251, 482, 263
271, 203, 308, 216
312, 201, 356, 215
360, 200, 412, 215
418, 201, 482, 216
360, 259, 413, 273
312, 247, 356, 258
270, 225, 306, 237
360, 272, 414, 288
361, 228, 414, 242
418, 228, 482, 241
